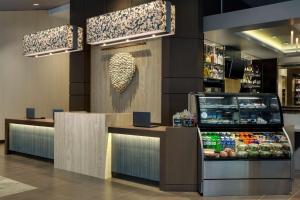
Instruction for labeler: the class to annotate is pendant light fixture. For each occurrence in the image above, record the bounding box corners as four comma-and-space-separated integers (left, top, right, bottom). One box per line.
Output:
86, 0, 175, 47
291, 30, 294, 45
23, 25, 83, 57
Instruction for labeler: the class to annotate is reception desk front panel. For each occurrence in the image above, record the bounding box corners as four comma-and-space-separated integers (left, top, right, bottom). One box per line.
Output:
5, 118, 54, 159
9, 124, 54, 159
111, 134, 160, 182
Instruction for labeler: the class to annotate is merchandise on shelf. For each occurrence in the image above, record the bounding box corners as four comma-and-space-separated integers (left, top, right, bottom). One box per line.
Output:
202, 131, 291, 160
241, 64, 262, 92
294, 78, 300, 105
173, 109, 196, 127
203, 40, 225, 92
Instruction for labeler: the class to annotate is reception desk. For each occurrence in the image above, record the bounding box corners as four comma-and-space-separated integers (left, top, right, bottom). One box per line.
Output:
5, 118, 54, 159
5, 113, 199, 192
108, 126, 198, 191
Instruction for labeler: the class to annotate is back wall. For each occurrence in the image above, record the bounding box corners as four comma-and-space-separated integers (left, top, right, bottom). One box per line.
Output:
0, 9, 70, 139
91, 40, 162, 123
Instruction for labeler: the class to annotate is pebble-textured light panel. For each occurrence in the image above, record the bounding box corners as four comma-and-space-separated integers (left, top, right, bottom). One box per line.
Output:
108, 53, 136, 93
23, 25, 83, 57
87, 0, 175, 45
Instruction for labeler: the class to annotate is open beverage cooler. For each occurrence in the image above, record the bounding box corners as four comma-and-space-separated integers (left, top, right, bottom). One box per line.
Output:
189, 93, 293, 196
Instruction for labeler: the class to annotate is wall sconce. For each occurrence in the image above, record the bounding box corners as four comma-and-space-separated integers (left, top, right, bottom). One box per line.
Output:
23, 25, 83, 57
86, 0, 175, 47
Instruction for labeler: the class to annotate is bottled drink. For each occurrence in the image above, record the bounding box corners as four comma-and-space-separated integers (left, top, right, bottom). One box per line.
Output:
215, 133, 222, 152
202, 132, 207, 149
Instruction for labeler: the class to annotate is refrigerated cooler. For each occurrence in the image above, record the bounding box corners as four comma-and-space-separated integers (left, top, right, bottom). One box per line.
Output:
189, 93, 293, 196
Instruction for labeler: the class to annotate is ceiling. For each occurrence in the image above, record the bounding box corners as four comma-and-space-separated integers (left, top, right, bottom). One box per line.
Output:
205, 20, 300, 60
205, 29, 278, 59
0, 0, 69, 11
241, 0, 291, 7
241, 24, 300, 54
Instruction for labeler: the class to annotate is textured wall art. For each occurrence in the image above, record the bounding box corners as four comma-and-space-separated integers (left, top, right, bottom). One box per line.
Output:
108, 53, 136, 93
87, 0, 175, 46
23, 25, 83, 57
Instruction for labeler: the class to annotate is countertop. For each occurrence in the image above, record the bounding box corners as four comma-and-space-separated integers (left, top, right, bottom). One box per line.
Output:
283, 106, 300, 113
5, 118, 54, 127
108, 125, 167, 138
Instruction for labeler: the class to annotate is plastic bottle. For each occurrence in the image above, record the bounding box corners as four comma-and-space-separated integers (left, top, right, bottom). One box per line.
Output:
202, 132, 207, 149
215, 133, 222, 152
173, 113, 182, 127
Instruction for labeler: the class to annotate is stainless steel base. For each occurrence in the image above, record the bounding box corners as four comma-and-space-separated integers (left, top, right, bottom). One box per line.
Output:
202, 179, 292, 196
201, 160, 293, 196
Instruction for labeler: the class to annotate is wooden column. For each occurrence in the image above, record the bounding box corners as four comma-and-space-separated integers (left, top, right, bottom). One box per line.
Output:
162, 0, 204, 125
69, 0, 106, 111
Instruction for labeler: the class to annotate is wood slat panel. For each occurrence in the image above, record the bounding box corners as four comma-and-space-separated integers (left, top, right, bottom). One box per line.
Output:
111, 133, 160, 181
91, 39, 162, 123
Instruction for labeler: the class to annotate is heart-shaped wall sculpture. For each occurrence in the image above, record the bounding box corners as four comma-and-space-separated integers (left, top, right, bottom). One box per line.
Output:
108, 53, 136, 93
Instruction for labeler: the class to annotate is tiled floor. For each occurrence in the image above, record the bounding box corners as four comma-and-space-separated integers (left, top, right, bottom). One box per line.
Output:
0, 144, 299, 200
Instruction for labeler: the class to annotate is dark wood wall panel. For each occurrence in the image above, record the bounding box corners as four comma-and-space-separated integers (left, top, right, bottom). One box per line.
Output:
162, 78, 203, 94
163, 38, 203, 77
162, 0, 203, 125
69, 0, 106, 111
162, 94, 191, 126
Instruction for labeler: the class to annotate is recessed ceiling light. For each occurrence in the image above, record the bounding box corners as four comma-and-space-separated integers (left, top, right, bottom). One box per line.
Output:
33, 3, 39, 6
259, 29, 263, 31
284, 42, 289, 45
272, 36, 277, 38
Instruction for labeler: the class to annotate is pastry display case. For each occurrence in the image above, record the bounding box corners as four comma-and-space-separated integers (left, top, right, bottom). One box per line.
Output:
203, 40, 225, 93
189, 93, 293, 196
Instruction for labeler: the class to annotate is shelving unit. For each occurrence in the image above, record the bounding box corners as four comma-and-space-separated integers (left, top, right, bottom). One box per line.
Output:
241, 64, 262, 93
294, 77, 300, 105
203, 40, 225, 93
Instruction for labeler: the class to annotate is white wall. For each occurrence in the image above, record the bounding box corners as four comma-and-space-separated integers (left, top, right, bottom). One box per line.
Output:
0, 9, 70, 139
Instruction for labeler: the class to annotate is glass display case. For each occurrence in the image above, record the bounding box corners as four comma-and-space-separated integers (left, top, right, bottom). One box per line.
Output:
198, 93, 283, 127
189, 93, 293, 196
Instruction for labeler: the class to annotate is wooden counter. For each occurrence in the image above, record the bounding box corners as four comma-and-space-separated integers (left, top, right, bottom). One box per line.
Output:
5, 118, 55, 158
283, 106, 300, 113
108, 125, 198, 192
108, 125, 166, 138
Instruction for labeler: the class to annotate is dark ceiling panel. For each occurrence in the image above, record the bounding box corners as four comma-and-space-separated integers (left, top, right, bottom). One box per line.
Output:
0, 0, 69, 11
241, 0, 291, 7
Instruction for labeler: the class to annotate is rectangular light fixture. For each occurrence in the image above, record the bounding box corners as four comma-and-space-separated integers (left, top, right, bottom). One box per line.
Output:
23, 25, 83, 57
86, 0, 175, 47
